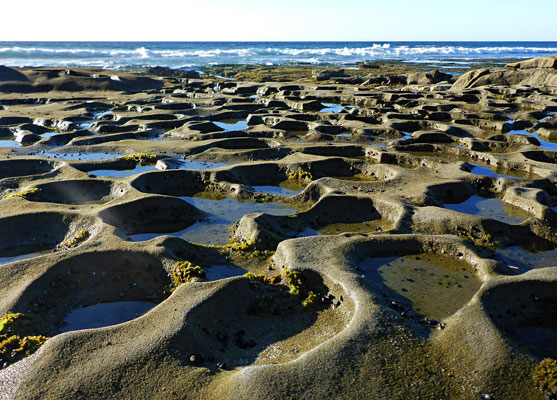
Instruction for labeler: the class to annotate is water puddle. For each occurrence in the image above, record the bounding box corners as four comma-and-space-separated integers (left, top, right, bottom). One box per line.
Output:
443, 195, 527, 225
466, 163, 519, 179
251, 185, 303, 196
320, 103, 345, 113
507, 129, 557, 151
277, 179, 308, 192
40, 131, 60, 138
206, 264, 246, 280
214, 119, 248, 132
320, 103, 360, 113
495, 246, 557, 272
296, 227, 320, 238
0, 248, 53, 265
131, 194, 298, 246
89, 165, 157, 178
213, 75, 235, 81
319, 220, 393, 235
336, 133, 352, 137
359, 254, 480, 320
41, 152, 123, 161
60, 301, 156, 332
160, 158, 229, 170
73, 119, 96, 130
0, 138, 22, 148
297, 220, 393, 238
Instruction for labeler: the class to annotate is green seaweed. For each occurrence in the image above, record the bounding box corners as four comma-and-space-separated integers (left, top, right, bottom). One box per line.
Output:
119, 153, 157, 164
2, 188, 40, 200
302, 291, 318, 308
533, 358, 557, 398
61, 230, 90, 249
0, 313, 48, 365
287, 168, 312, 183
173, 261, 206, 286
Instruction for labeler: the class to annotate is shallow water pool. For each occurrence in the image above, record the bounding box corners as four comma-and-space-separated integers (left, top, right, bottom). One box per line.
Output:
89, 165, 157, 178
359, 254, 480, 320
443, 195, 526, 225
131, 194, 298, 246
495, 246, 557, 272
61, 301, 156, 332
214, 119, 248, 131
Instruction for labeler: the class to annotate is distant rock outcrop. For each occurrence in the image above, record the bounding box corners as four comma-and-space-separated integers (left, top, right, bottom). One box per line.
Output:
407, 70, 453, 85
0, 67, 164, 93
145, 66, 201, 79
0, 66, 29, 82
506, 56, 557, 70
451, 56, 557, 90
312, 69, 348, 81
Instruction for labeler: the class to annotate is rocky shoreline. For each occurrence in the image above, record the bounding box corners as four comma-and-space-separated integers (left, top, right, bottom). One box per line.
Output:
0, 57, 556, 399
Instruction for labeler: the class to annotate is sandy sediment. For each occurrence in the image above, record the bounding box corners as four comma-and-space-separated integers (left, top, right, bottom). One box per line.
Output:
0, 59, 556, 399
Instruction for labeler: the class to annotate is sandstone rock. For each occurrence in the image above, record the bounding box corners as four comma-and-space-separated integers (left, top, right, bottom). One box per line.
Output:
407, 70, 453, 85
145, 66, 201, 79
312, 69, 348, 81
0, 66, 28, 82
246, 114, 264, 126
451, 61, 557, 90
506, 56, 557, 70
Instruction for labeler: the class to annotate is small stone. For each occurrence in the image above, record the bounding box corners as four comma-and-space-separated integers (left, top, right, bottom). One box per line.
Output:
189, 354, 204, 364
216, 361, 227, 370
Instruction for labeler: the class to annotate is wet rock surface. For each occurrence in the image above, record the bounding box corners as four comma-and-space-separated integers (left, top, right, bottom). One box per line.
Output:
0, 60, 556, 399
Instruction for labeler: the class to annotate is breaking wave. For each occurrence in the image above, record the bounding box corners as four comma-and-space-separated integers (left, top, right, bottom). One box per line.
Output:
1, 42, 556, 68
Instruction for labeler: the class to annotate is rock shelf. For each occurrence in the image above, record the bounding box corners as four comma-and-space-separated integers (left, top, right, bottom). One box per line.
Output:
0, 59, 556, 399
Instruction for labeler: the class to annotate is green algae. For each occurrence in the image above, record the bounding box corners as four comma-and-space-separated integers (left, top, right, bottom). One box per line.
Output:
2, 188, 40, 200
533, 358, 557, 398
173, 261, 206, 286
0, 313, 48, 365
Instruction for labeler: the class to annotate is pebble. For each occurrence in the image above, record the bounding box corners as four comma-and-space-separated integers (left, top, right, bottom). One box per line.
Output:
189, 354, 204, 364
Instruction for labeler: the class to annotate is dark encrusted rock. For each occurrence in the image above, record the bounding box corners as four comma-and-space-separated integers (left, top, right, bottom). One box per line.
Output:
0, 66, 29, 82
407, 70, 453, 85
312, 69, 348, 81
145, 66, 201, 79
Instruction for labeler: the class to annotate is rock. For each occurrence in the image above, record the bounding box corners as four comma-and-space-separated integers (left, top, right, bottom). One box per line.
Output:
537, 127, 557, 142
0, 66, 28, 82
407, 70, 453, 85
16, 132, 41, 145
286, 100, 324, 112
331, 76, 365, 85
312, 69, 348, 81
358, 63, 380, 70
506, 56, 557, 70
386, 75, 407, 85
246, 114, 264, 126
145, 66, 201, 79
452, 57, 557, 90
189, 354, 204, 364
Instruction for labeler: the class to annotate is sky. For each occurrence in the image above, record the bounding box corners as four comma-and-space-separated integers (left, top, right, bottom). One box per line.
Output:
1, 0, 556, 42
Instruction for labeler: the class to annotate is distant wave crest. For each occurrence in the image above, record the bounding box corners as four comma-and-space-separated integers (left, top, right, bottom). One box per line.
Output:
1, 42, 556, 68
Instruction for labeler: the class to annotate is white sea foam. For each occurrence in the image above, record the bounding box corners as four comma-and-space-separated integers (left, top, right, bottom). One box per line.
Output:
1, 42, 556, 68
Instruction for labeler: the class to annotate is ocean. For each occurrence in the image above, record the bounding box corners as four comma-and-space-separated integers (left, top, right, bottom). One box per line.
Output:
1, 41, 556, 70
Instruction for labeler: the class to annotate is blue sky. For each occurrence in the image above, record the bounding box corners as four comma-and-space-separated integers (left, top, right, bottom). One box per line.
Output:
1, 0, 556, 41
